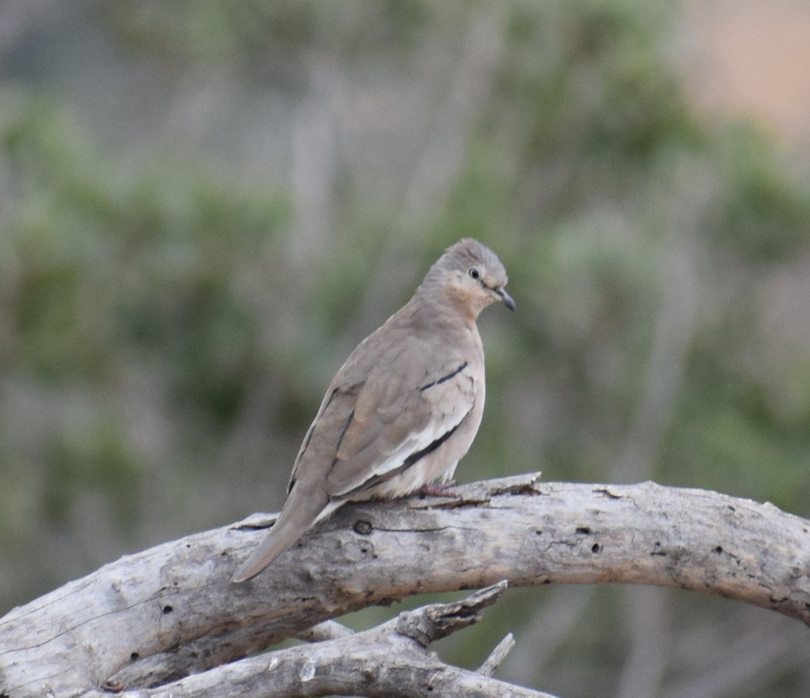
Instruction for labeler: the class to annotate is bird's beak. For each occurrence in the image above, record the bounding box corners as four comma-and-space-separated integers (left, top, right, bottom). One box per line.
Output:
496, 288, 516, 311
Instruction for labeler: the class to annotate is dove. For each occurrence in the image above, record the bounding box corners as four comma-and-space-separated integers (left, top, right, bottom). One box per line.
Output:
233, 238, 514, 582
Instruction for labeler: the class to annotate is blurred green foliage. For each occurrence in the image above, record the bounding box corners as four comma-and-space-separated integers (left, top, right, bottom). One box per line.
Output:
2, 0, 810, 695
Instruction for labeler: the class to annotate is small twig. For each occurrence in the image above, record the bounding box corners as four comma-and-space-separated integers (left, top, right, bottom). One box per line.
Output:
478, 632, 516, 677
396, 580, 508, 647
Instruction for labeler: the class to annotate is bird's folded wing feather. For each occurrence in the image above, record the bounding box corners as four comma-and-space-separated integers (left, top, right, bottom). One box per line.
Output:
289, 332, 478, 500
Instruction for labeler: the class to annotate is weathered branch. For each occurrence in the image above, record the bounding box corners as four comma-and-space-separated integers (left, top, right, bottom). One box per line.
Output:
2, 475, 809, 698
84, 583, 555, 698
478, 632, 516, 677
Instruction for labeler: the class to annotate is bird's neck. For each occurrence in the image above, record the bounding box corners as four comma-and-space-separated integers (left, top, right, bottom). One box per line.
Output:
410, 285, 480, 328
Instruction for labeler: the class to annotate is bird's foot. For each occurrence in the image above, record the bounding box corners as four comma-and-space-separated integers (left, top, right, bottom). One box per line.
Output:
418, 481, 461, 498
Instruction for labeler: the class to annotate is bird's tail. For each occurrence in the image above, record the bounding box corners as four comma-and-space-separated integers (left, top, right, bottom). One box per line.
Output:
232, 486, 334, 583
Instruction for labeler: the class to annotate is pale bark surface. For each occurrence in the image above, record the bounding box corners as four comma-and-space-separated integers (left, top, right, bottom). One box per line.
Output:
78, 583, 558, 698
2, 474, 809, 698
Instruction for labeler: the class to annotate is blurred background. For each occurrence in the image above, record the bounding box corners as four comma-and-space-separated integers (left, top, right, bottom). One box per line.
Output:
2, 0, 810, 695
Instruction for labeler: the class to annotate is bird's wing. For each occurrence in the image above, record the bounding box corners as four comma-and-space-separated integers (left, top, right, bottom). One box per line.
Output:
290, 330, 479, 500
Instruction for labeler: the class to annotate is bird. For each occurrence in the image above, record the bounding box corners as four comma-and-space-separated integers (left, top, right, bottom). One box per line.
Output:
232, 238, 514, 582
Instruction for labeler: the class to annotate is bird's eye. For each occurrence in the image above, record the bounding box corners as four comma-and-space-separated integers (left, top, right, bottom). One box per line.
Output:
468, 267, 481, 280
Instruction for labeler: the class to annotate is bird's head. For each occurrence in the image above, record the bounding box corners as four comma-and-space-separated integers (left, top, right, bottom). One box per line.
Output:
424, 238, 515, 319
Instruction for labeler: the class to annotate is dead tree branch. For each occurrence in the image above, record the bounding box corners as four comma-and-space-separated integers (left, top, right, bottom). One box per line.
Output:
1, 474, 809, 698
82, 583, 556, 698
